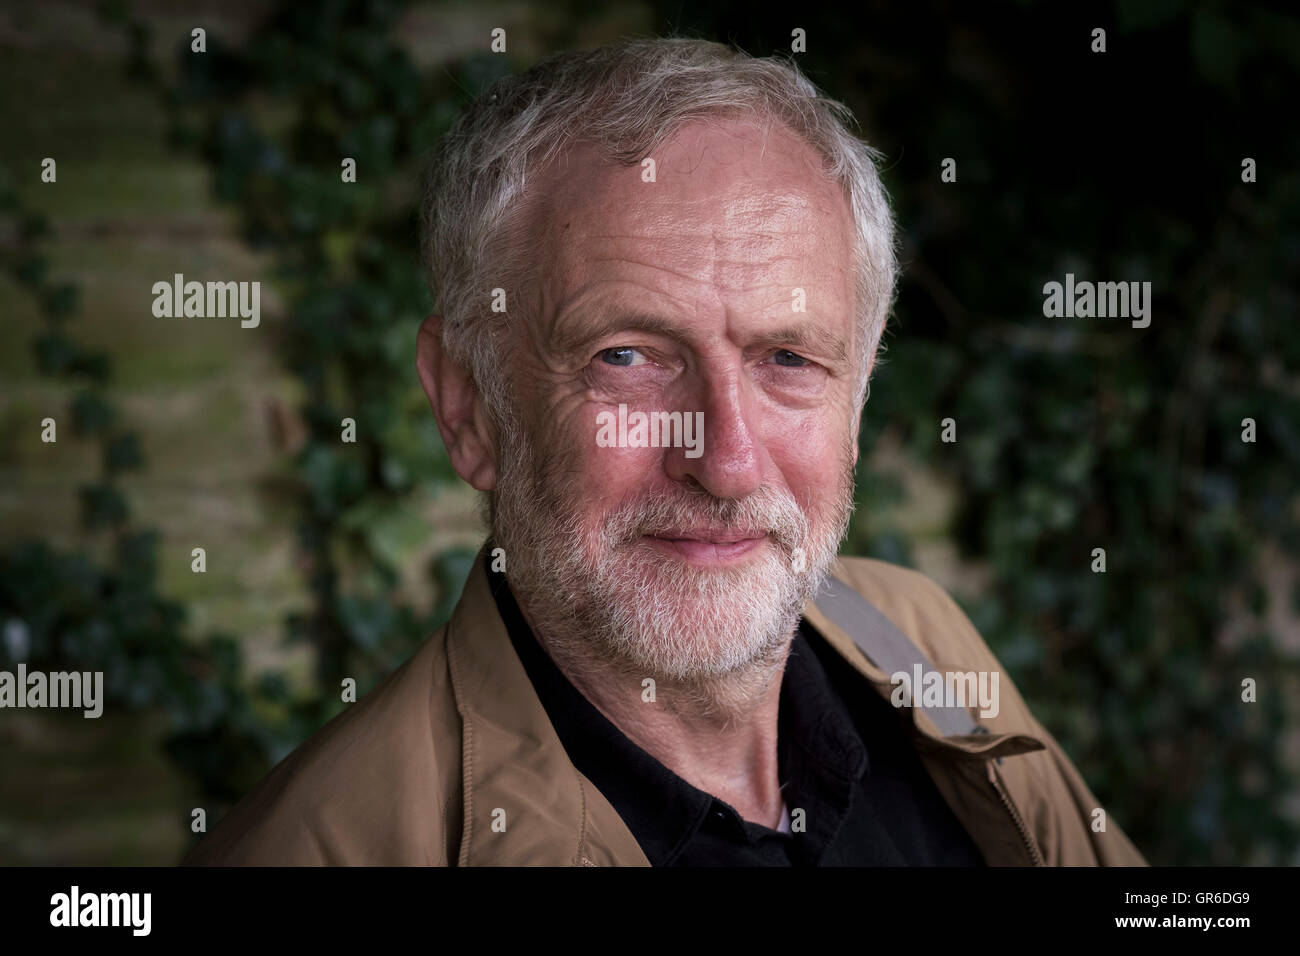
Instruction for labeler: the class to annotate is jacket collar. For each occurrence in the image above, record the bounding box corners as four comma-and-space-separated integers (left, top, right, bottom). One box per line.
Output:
802, 558, 1047, 762
445, 546, 1043, 865
445, 543, 648, 865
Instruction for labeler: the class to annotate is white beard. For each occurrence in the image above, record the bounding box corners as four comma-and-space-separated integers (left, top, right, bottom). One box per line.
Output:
490, 419, 856, 686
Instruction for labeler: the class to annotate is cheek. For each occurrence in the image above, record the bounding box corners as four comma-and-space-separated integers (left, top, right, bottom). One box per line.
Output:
551, 409, 665, 510
767, 418, 851, 502
590, 447, 661, 492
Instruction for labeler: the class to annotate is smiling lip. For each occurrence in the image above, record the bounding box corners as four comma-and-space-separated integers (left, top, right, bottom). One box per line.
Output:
642, 530, 769, 564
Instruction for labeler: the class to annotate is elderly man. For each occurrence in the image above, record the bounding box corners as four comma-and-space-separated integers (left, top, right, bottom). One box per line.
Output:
185, 38, 1145, 867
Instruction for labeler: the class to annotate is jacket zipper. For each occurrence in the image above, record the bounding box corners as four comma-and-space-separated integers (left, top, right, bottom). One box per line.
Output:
988, 761, 1044, 866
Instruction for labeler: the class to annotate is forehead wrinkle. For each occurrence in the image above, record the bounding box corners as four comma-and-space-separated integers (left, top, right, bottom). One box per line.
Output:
577, 253, 724, 290
580, 175, 830, 234
571, 232, 829, 293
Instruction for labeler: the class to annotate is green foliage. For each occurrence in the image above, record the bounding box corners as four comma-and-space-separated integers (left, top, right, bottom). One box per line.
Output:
0, 171, 283, 816
96, 0, 498, 818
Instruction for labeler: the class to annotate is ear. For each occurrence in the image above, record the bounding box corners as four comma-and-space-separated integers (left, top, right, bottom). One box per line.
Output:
416, 314, 498, 492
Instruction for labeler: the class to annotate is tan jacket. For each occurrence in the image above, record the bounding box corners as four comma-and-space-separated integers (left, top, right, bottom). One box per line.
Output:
184, 546, 1147, 866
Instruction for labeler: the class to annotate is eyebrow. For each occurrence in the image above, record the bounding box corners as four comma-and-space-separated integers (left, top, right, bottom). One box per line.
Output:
747, 323, 850, 367
551, 311, 689, 355
551, 308, 851, 367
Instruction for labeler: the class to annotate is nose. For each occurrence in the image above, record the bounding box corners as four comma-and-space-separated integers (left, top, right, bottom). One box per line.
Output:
663, 366, 763, 500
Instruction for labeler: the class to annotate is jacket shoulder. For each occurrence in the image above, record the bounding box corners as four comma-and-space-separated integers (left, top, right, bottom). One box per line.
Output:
825, 555, 1148, 866
182, 627, 462, 866
827, 555, 997, 673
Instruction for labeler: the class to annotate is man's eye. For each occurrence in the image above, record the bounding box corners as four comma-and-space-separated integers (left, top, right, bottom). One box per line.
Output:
772, 349, 808, 367
599, 347, 646, 367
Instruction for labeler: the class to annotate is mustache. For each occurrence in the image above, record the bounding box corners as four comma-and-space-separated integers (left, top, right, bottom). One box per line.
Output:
601, 486, 811, 554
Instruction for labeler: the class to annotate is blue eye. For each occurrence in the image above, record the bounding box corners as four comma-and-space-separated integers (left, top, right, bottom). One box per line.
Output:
773, 349, 807, 367
600, 347, 644, 367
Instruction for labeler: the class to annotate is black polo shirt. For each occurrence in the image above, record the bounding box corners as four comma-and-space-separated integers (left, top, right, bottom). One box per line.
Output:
486, 560, 986, 866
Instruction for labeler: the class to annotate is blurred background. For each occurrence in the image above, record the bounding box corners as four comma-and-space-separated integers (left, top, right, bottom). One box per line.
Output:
1, 0, 1297, 865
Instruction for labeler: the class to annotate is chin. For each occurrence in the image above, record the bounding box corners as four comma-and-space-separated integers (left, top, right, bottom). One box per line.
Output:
588, 548, 803, 680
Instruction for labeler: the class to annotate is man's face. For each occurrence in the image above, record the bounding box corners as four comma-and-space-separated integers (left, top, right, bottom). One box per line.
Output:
491, 117, 863, 684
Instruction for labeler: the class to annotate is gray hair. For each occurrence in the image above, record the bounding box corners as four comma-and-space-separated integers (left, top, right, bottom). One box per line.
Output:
419, 36, 898, 427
